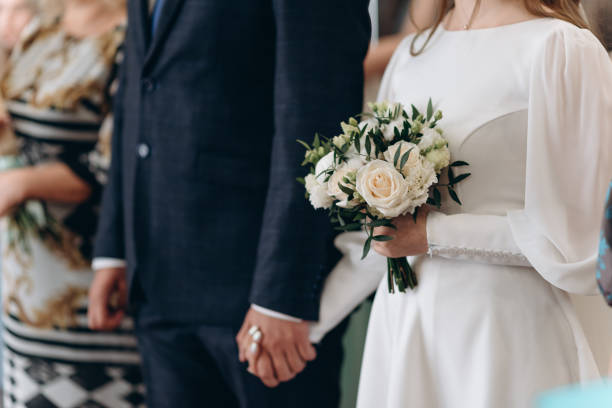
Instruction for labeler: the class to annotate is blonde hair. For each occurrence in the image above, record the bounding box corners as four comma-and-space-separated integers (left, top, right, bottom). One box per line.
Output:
410, 0, 593, 56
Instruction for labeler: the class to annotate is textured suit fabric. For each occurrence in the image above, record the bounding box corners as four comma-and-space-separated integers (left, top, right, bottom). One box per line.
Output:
134, 319, 348, 408
93, 0, 371, 325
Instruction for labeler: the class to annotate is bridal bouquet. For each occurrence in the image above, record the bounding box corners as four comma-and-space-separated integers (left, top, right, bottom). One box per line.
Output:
299, 100, 470, 293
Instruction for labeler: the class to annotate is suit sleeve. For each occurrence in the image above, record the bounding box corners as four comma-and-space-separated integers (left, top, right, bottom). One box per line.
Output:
93, 49, 127, 260
249, 0, 371, 320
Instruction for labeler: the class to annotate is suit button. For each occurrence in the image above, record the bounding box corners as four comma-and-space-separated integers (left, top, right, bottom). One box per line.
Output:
142, 78, 156, 92
137, 143, 150, 159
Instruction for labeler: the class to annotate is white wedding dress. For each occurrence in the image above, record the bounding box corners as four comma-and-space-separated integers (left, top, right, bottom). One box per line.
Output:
349, 18, 612, 408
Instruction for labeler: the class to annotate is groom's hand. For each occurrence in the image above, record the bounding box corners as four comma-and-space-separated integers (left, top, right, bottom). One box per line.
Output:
236, 308, 316, 387
88, 267, 127, 331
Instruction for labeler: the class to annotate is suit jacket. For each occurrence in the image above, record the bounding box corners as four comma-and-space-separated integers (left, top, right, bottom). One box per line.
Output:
94, 0, 371, 325
598, 181, 612, 305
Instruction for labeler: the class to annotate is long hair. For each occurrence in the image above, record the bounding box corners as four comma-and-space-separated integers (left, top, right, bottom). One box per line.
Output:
410, 0, 592, 56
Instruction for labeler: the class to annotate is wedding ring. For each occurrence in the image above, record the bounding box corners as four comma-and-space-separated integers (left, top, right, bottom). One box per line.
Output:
249, 342, 259, 354
251, 330, 262, 343
248, 325, 260, 336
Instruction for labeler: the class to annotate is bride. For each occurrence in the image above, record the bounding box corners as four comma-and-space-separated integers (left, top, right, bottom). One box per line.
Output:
354, 0, 612, 407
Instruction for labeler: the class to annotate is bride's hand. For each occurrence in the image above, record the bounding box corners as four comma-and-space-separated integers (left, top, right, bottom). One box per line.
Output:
373, 206, 430, 258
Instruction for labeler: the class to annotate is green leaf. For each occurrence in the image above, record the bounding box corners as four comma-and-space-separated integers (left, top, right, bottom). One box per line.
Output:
365, 136, 371, 157
338, 183, 355, 197
399, 148, 414, 170
353, 212, 366, 221
354, 133, 361, 154
433, 188, 441, 207
427, 99, 433, 121
411, 105, 419, 120
393, 145, 402, 167
362, 237, 373, 260
296, 177, 305, 185
451, 160, 469, 167
313, 134, 320, 148
297, 140, 311, 150
394, 127, 401, 141
366, 219, 397, 229
372, 235, 394, 242
448, 166, 455, 184
448, 187, 462, 205
451, 173, 471, 184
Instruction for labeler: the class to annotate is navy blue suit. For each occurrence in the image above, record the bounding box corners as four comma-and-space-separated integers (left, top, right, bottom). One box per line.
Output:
94, 0, 370, 406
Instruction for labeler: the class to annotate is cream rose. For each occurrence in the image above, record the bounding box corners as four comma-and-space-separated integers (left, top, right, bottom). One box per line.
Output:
383, 141, 420, 177
305, 173, 333, 209
327, 159, 362, 208
356, 160, 415, 218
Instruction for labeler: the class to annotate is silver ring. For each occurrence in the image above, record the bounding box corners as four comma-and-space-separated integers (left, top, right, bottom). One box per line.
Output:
251, 330, 262, 343
249, 342, 258, 354
248, 325, 260, 336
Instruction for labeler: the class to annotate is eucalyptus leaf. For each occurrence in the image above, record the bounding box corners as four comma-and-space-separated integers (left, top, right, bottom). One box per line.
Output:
451, 173, 471, 184
393, 143, 402, 167
427, 99, 433, 121
297, 140, 311, 150
448, 166, 456, 184
411, 105, 419, 120
400, 148, 414, 170
451, 160, 469, 167
338, 183, 355, 196
448, 187, 462, 205
366, 219, 397, 228
362, 237, 372, 260
372, 235, 394, 242
433, 188, 441, 207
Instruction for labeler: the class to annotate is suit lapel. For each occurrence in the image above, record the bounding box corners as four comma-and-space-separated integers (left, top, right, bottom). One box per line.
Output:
144, 0, 185, 69
129, 0, 150, 61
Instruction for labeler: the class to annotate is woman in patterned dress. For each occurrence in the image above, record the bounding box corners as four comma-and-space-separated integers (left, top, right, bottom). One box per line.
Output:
0, 1, 145, 407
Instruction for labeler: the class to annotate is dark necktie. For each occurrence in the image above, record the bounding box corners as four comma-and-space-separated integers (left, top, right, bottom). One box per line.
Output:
151, 0, 165, 35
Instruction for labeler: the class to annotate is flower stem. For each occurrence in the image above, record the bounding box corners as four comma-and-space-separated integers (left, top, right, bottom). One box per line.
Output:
387, 257, 418, 293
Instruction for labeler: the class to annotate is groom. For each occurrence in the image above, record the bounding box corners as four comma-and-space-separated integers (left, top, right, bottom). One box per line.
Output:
88, 0, 370, 407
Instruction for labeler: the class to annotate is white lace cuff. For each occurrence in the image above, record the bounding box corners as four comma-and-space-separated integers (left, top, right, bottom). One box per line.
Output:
426, 211, 531, 267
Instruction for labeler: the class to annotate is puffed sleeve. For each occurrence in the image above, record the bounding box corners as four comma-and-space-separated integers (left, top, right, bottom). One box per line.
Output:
507, 26, 612, 295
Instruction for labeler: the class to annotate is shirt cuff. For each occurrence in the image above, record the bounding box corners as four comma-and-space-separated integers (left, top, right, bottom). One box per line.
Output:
92, 258, 127, 271
251, 305, 302, 323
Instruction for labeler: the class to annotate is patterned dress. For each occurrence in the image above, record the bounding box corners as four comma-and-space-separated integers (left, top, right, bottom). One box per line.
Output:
598, 181, 612, 304
0, 19, 145, 408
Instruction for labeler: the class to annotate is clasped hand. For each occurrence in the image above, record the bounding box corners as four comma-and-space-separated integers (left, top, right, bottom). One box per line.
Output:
236, 308, 317, 388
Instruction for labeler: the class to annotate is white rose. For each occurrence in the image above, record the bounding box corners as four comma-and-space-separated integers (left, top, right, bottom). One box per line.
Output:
356, 160, 415, 218
381, 118, 405, 141
314, 152, 336, 183
327, 160, 363, 208
383, 141, 420, 177
425, 147, 451, 172
305, 173, 334, 210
